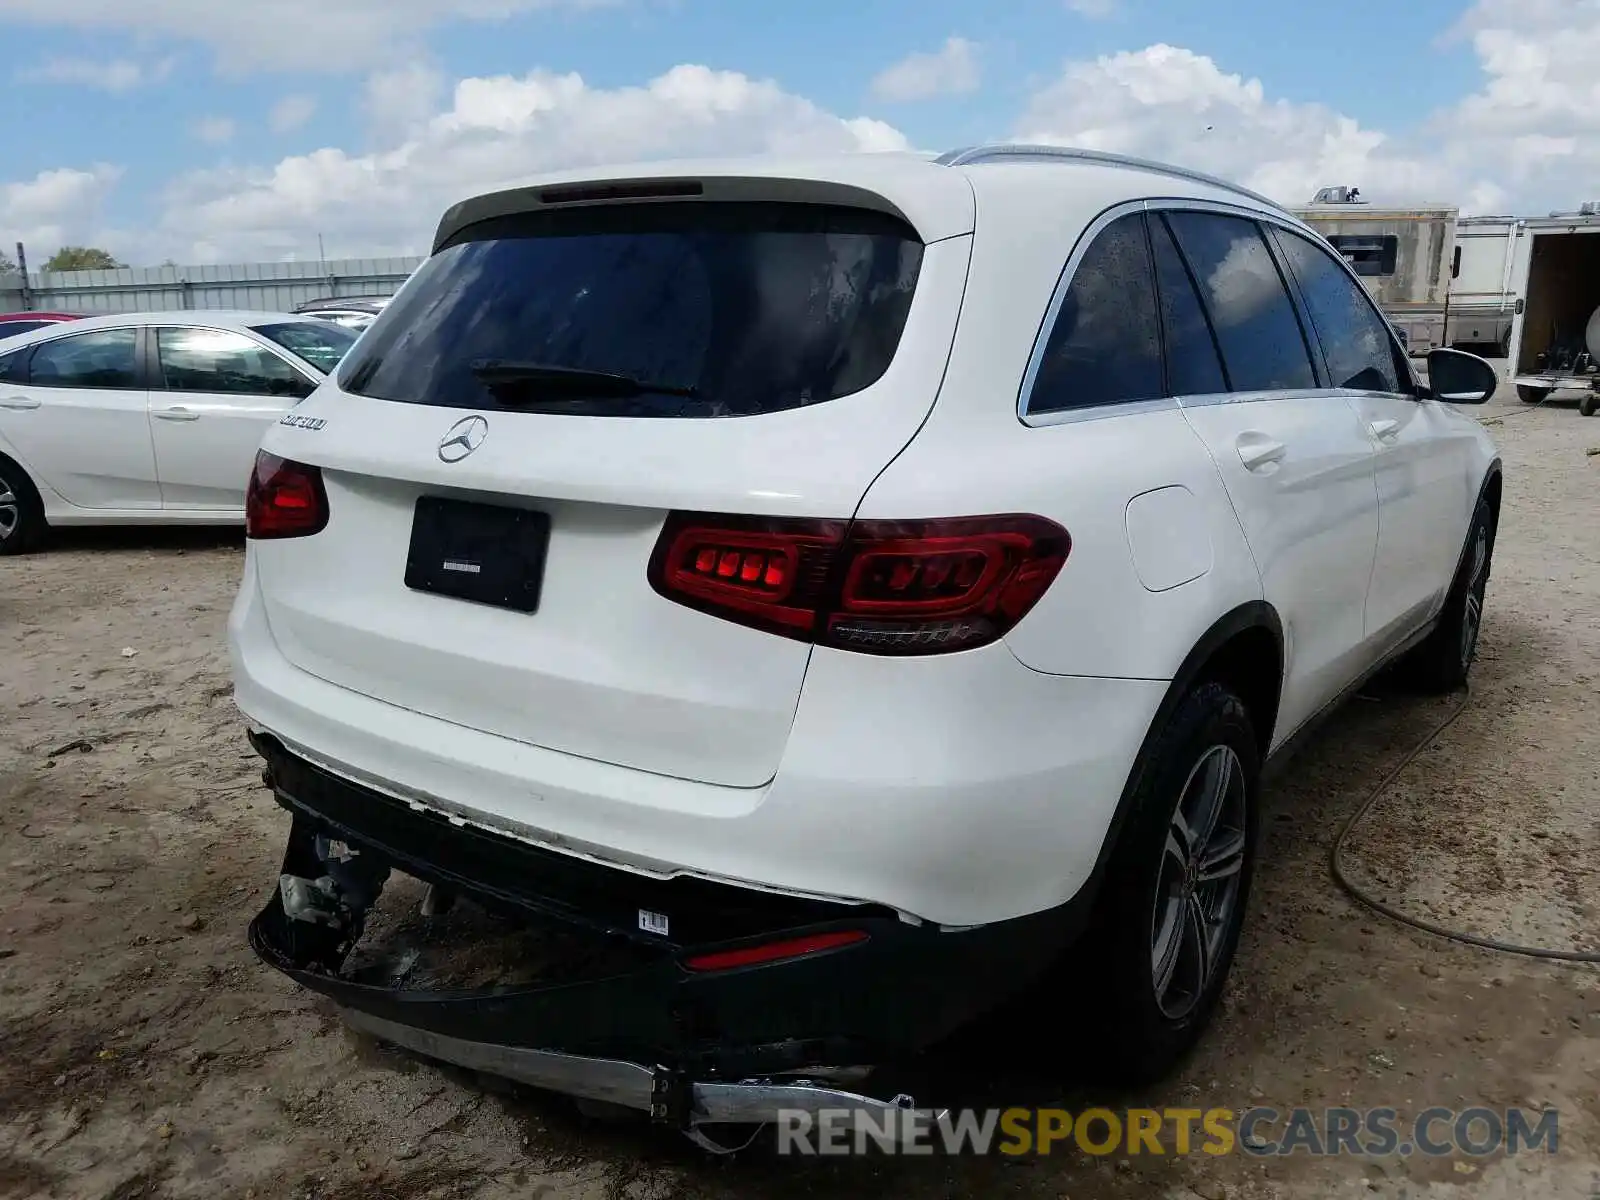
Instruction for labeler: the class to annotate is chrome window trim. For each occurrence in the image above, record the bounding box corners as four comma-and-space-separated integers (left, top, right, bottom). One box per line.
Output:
1019, 195, 1381, 424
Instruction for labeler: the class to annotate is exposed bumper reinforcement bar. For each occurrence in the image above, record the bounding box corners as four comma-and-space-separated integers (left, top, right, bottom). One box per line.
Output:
340, 1008, 941, 1137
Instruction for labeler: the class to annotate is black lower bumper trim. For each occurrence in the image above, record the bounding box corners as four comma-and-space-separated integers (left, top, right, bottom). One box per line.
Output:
247, 735, 1095, 1079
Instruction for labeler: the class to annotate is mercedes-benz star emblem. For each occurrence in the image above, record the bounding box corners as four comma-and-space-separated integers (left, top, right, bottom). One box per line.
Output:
437, 415, 489, 463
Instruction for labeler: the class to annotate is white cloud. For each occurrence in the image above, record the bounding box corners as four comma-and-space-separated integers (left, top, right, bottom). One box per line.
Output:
192, 116, 237, 145
870, 37, 980, 103
269, 94, 317, 134
0, 0, 617, 72
0, 165, 122, 259
362, 63, 447, 142
18, 54, 172, 91
1015, 44, 1464, 210
1064, 0, 1117, 17
151, 63, 910, 263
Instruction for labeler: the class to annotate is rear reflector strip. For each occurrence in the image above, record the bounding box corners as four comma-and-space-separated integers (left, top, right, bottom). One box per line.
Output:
683, 930, 869, 972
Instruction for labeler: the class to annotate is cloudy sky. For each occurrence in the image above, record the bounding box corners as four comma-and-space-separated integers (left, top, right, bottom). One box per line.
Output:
1, 0, 1595, 267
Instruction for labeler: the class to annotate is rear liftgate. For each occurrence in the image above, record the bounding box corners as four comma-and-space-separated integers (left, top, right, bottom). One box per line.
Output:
247, 738, 945, 1145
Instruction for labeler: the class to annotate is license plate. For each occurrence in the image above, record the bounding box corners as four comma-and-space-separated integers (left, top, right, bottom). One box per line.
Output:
404, 496, 550, 614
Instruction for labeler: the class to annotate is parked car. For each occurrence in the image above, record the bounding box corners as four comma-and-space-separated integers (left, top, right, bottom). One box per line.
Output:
0, 311, 85, 341
291, 295, 391, 332
233, 147, 1502, 1128
0, 311, 359, 553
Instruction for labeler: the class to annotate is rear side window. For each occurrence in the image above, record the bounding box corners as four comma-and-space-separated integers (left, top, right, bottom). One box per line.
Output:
0, 347, 26, 383
1272, 229, 1403, 393
1026, 212, 1163, 414
27, 328, 140, 389
1149, 215, 1227, 396
1166, 212, 1318, 393
338, 202, 924, 418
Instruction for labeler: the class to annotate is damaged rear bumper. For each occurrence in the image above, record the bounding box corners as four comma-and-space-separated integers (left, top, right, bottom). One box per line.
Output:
246, 733, 1092, 1128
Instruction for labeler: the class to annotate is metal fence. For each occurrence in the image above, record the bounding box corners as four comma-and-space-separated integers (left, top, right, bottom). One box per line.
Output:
0, 256, 425, 315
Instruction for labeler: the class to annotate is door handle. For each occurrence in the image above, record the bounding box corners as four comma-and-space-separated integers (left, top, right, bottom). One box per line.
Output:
1236, 434, 1287, 472
154, 407, 201, 422
1367, 418, 1400, 441
0, 396, 41, 411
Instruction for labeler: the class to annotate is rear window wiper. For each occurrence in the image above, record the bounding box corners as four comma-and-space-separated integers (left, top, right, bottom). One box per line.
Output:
468, 359, 699, 402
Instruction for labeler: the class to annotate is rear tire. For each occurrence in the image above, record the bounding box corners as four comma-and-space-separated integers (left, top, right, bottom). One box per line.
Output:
1580, 391, 1598, 417
1398, 499, 1493, 694
1517, 385, 1550, 404
1075, 682, 1260, 1084
0, 453, 47, 556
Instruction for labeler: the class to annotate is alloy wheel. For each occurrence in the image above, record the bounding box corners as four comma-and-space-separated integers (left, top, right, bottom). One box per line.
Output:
0, 471, 18, 542
1460, 523, 1489, 670
1151, 744, 1248, 1020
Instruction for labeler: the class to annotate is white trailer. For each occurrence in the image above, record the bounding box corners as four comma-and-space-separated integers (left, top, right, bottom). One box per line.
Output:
1505, 208, 1600, 415
1447, 216, 1520, 355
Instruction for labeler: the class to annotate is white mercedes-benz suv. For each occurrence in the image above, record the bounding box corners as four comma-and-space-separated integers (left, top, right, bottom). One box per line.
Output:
230, 145, 1501, 1128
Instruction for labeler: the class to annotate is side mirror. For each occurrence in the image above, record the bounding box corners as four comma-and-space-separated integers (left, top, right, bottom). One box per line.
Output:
1426, 348, 1497, 405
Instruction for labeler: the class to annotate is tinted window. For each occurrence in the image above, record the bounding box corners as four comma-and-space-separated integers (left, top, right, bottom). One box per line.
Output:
252, 320, 359, 374
1274, 230, 1402, 393
339, 202, 924, 418
29, 328, 140, 389
0, 320, 48, 338
1150, 215, 1227, 395
156, 327, 314, 398
1327, 234, 1398, 277
1166, 212, 1317, 392
1027, 212, 1163, 414
0, 348, 26, 383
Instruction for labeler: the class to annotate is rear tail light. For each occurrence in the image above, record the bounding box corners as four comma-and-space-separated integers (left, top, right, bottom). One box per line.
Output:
648, 512, 1069, 655
246, 451, 329, 539
683, 929, 869, 972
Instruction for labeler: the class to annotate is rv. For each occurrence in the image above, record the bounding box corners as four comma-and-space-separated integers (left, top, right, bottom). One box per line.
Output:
1292, 186, 1459, 356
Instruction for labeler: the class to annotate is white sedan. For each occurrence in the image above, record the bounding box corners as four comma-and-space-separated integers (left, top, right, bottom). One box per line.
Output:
0, 310, 359, 553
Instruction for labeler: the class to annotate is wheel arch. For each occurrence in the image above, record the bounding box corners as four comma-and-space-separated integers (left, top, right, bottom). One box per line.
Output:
1077, 601, 1284, 911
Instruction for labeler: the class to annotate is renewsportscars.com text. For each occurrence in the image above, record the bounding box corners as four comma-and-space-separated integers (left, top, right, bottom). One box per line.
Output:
775, 1106, 1560, 1158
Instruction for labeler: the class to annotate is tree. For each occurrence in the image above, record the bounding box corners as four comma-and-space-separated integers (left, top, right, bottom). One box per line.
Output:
0, 248, 16, 275
43, 246, 125, 272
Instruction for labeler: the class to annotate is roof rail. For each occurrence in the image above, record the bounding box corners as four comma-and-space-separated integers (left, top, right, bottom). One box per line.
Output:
934, 143, 1288, 214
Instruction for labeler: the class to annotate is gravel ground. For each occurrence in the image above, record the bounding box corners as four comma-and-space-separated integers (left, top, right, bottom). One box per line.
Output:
1, 387, 1597, 1200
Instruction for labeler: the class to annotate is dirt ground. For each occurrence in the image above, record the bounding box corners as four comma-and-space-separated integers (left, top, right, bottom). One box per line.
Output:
2, 387, 1598, 1200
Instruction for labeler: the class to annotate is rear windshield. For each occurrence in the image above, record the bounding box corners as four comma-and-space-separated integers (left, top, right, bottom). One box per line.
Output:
252, 320, 361, 375
337, 202, 925, 417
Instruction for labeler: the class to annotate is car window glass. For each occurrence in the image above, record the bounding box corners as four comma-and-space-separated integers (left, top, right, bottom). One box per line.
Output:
0, 347, 27, 383
1166, 212, 1317, 392
338, 202, 923, 418
1028, 211, 1163, 414
28, 328, 140, 389
0, 320, 47, 338
250, 320, 359, 375
1150, 215, 1228, 395
1274, 229, 1402, 393
157, 327, 314, 398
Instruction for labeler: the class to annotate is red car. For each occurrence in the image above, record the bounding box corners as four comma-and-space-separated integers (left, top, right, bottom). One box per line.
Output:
0, 311, 85, 339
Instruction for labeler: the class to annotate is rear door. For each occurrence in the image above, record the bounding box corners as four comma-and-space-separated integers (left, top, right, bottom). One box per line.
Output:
1161, 208, 1380, 742
1270, 226, 1474, 649
0, 326, 159, 509
149, 325, 317, 510
250, 197, 970, 787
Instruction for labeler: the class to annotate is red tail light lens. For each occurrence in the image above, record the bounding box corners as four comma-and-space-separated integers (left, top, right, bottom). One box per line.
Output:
683, 929, 869, 973
246, 451, 329, 540
648, 512, 1069, 655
